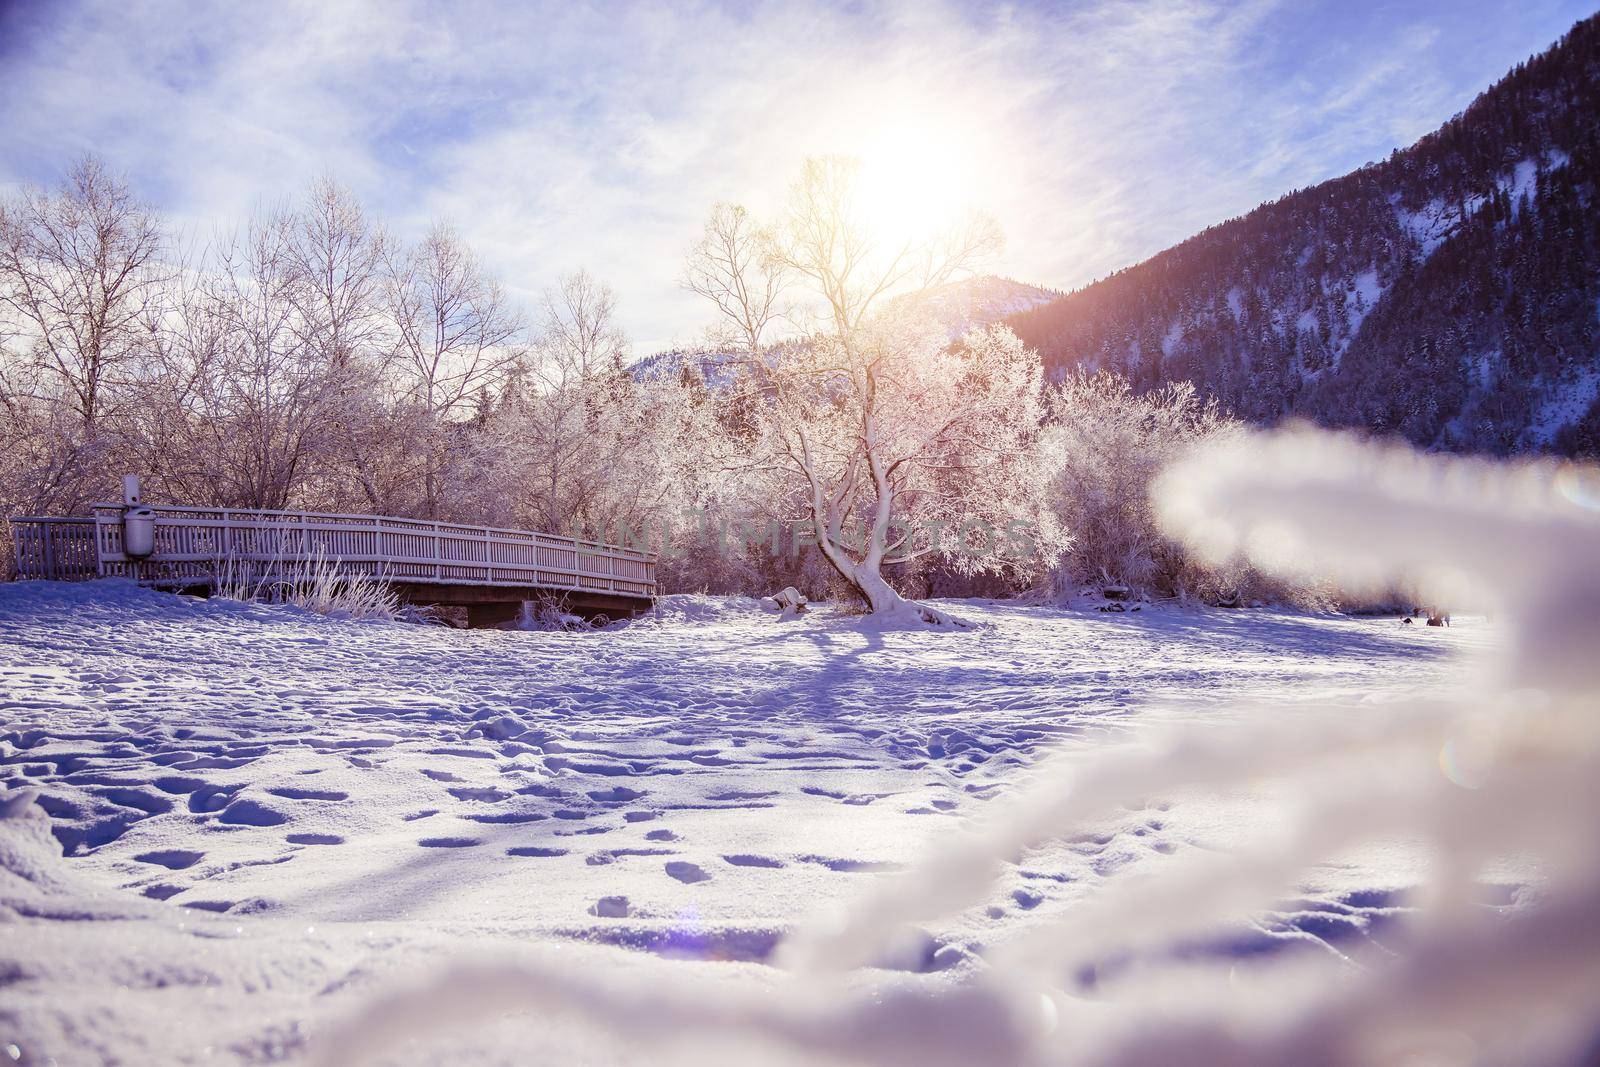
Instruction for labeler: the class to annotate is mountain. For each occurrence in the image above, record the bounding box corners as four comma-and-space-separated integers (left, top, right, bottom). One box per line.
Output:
1007, 13, 1600, 457
888, 275, 1060, 338
629, 346, 746, 388
634, 275, 1058, 383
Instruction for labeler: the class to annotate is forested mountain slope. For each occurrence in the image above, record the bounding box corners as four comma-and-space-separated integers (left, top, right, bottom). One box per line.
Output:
1009, 13, 1600, 456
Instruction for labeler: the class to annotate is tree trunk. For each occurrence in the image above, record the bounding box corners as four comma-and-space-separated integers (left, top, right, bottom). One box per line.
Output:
848, 560, 907, 613
809, 518, 966, 626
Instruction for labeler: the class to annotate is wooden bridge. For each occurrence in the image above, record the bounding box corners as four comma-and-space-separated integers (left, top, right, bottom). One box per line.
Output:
9, 500, 656, 626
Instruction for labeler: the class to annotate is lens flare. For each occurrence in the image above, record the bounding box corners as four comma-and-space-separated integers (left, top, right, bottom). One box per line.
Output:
1555, 465, 1600, 511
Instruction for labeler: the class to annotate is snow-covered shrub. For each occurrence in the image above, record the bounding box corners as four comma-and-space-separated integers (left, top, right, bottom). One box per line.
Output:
215, 552, 398, 621
513, 596, 592, 631
656, 520, 845, 602
1041, 372, 1327, 606
284, 561, 398, 621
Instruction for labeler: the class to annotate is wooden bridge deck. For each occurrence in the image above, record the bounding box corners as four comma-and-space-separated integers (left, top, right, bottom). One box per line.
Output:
9, 504, 656, 624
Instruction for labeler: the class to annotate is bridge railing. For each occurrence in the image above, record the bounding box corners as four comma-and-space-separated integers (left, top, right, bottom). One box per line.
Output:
10, 505, 656, 599
10, 517, 102, 582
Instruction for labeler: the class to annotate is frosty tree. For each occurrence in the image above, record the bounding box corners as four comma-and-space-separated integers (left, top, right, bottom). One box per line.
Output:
0, 158, 168, 526
382, 221, 523, 519
0, 157, 166, 438
683, 201, 788, 358
492, 271, 715, 547
686, 156, 1065, 621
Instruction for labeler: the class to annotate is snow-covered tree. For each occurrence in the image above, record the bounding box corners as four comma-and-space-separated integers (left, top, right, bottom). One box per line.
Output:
687, 156, 1063, 620
490, 271, 715, 548
171, 206, 360, 511
0, 157, 167, 438
1042, 373, 1241, 600
377, 222, 523, 519
0, 157, 169, 544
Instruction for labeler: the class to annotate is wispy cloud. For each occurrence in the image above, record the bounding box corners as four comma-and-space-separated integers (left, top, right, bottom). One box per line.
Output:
0, 0, 1591, 351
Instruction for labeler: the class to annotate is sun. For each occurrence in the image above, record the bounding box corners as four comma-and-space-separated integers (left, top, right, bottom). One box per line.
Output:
851, 119, 981, 248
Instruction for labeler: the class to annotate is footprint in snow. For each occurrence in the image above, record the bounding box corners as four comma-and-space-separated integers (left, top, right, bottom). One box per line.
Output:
1012, 889, 1044, 910
463, 811, 546, 824
134, 849, 205, 870
665, 861, 711, 884
182, 899, 235, 913
446, 786, 510, 803
187, 785, 240, 814
589, 847, 676, 866
90, 786, 173, 815
286, 833, 344, 845
586, 786, 644, 803
590, 895, 631, 918
217, 798, 289, 827
150, 775, 208, 795
417, 837, 481, 848
268, 787, 348, 802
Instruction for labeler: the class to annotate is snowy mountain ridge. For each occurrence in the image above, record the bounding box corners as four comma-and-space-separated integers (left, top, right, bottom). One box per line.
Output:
885, 274, 1060, 339
1008, 14, 1600, 455
633, 275, 1058, 385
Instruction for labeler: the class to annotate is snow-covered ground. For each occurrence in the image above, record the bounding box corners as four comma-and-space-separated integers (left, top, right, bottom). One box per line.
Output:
0, 581, 1493, 1064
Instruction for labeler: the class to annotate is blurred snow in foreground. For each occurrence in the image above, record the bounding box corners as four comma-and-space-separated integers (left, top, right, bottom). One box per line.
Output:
3, 427, 1598, 1065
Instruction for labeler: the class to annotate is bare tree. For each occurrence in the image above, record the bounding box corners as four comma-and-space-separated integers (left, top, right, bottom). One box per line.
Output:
274, 179, 393, 513
682, 202, 788, 356
287, 177, 387, 375
386, 223, 522, 417
0, 157, 171, 569
0, 158, 167, 483
178, 207, 346, 510
381, 222, 523, 517
536, 269, 629, 379
0, 158, 167, 435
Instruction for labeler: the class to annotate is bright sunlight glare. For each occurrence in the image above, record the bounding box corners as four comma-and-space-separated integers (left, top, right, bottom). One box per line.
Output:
851, 118, 984, 247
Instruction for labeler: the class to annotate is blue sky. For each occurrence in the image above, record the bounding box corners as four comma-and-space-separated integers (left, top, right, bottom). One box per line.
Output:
0, 0, 1594, 352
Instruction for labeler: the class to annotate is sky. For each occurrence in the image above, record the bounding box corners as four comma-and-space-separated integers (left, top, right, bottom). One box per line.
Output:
0, 0, 1595, 353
